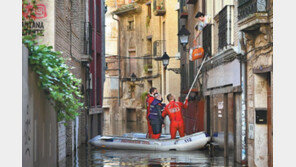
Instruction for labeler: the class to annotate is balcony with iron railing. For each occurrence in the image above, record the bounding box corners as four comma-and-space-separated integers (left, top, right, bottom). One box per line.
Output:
218, 5, 234, 51
186, 0, 197, 4
153, 40, 166, 57
153, 0, 166, 16
202, 5, 240, 72
81, 22, 93, 62
238, 0, 269, 31
180, 0, 188, 19
134, 0, 147, 3
113, 2, 142, 16
143, 54, 153, 74
202, 24, 212, 57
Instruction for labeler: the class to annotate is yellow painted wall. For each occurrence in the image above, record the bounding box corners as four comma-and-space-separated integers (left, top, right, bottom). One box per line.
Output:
106, 0, 181, 121
149, 0, 180, 102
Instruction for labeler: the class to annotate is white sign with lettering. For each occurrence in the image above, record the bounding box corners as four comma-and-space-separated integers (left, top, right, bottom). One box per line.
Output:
218, 102, 223, 109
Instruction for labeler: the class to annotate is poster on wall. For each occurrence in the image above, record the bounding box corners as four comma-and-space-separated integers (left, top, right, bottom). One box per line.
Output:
218, 101, 223, 109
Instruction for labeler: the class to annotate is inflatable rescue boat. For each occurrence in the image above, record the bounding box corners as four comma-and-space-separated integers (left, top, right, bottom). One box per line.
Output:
89, 131, 210, 151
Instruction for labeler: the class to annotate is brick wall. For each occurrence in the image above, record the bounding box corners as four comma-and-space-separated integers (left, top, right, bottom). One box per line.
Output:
58, 122, 66, 167
55, 0, 88, 165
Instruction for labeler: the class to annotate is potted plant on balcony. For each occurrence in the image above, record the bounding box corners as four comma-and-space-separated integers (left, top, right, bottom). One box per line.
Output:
144, 64, 152, 74
183, 5, 188, 13
160, 1, 164, 10
141, 91, 149, 108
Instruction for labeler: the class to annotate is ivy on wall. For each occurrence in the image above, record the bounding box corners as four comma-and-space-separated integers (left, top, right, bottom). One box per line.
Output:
22, 0, 84, 122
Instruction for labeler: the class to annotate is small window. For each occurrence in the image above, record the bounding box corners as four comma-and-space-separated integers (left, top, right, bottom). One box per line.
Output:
127, 20, 134, 31
147, 4, 151, 18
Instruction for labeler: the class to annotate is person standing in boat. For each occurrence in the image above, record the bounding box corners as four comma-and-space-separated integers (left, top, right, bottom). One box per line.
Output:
146, 87, 158, 138
162, 94, 188, 139
148, 93, 166, 139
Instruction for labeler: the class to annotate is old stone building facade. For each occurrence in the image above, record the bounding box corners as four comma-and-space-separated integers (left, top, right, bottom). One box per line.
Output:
179, 0, 273, 166
180, 0, 244, 163
104, 0, 181, 135
238, 0, 273, 166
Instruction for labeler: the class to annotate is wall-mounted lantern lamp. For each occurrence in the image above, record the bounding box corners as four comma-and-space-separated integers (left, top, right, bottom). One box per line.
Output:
130, 73, 137, 82
178, 25, 190, 51
161, 52, 170, 70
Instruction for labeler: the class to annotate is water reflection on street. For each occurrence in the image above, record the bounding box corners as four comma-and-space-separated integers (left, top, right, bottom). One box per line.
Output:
75, 121, 240, 167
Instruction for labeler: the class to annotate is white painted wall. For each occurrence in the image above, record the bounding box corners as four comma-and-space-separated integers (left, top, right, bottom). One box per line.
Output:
36, 0, 55, 47
206, 59, 241, 89
254, 74, 268, 167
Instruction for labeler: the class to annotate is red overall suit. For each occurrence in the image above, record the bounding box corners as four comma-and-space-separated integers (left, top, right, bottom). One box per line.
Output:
161, 100, 188, 139
146, 94, 154, 138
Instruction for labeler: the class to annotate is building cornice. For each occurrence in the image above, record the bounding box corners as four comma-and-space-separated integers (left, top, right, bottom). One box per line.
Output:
112, 3, 142, 16
202, 47, 242, 72
238, 12, 269, 32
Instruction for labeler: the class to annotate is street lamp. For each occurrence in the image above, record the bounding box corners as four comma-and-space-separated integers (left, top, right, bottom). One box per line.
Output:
178, 25, 190, 51
130, 73, 137, 82
161, 52, 170, 69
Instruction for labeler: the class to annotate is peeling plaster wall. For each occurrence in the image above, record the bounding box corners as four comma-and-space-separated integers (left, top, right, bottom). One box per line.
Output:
245, 22, 273, 167
253, 74, 268, 167
105, 0, 181, 123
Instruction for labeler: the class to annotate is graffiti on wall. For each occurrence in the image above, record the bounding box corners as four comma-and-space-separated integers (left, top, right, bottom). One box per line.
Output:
24, 105, 31, 157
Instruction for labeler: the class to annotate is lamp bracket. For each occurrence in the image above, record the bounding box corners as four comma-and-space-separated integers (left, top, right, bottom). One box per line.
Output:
167, 68, 181, 74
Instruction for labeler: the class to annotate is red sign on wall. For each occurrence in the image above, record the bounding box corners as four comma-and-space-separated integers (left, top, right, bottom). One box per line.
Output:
23, 3, 47, 20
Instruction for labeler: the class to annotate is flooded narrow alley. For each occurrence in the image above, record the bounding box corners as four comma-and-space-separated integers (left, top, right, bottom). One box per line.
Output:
73, 121, 241, 167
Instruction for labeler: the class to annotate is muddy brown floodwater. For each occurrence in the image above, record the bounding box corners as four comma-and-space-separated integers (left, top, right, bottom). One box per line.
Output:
72, 121, 241, 167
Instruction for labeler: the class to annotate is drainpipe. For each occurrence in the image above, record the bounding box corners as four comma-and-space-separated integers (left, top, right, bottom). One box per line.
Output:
84, 0, 91, 143
241, 59, 247, 164
112, 13, 121, 106
240, 32, 247, 165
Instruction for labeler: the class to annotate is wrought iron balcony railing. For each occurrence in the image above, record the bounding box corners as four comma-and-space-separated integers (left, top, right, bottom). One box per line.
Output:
186, 0, 197, 4
153, 0, 166, 16
202, 24, 212, 57
113, 2, 141, 16
218, 5, 233, 50
180, 0, 188, 18
238, 0, 267, 20
143, 54, 153, 74
153, 40, 166, 57
135, 0, 146, 3
84, 22, 92, 55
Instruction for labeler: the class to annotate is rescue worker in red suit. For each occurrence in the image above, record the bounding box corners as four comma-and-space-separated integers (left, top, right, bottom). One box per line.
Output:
162, 94, 188, 139
146, 87, 157, 138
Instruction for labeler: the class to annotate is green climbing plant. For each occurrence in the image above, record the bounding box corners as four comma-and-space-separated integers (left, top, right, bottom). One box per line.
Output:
23, 36, 85, 122
146, 16, 151, 28
141, 91, 149, 109
22, 1, 84, 122
143, 64, 152, 74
